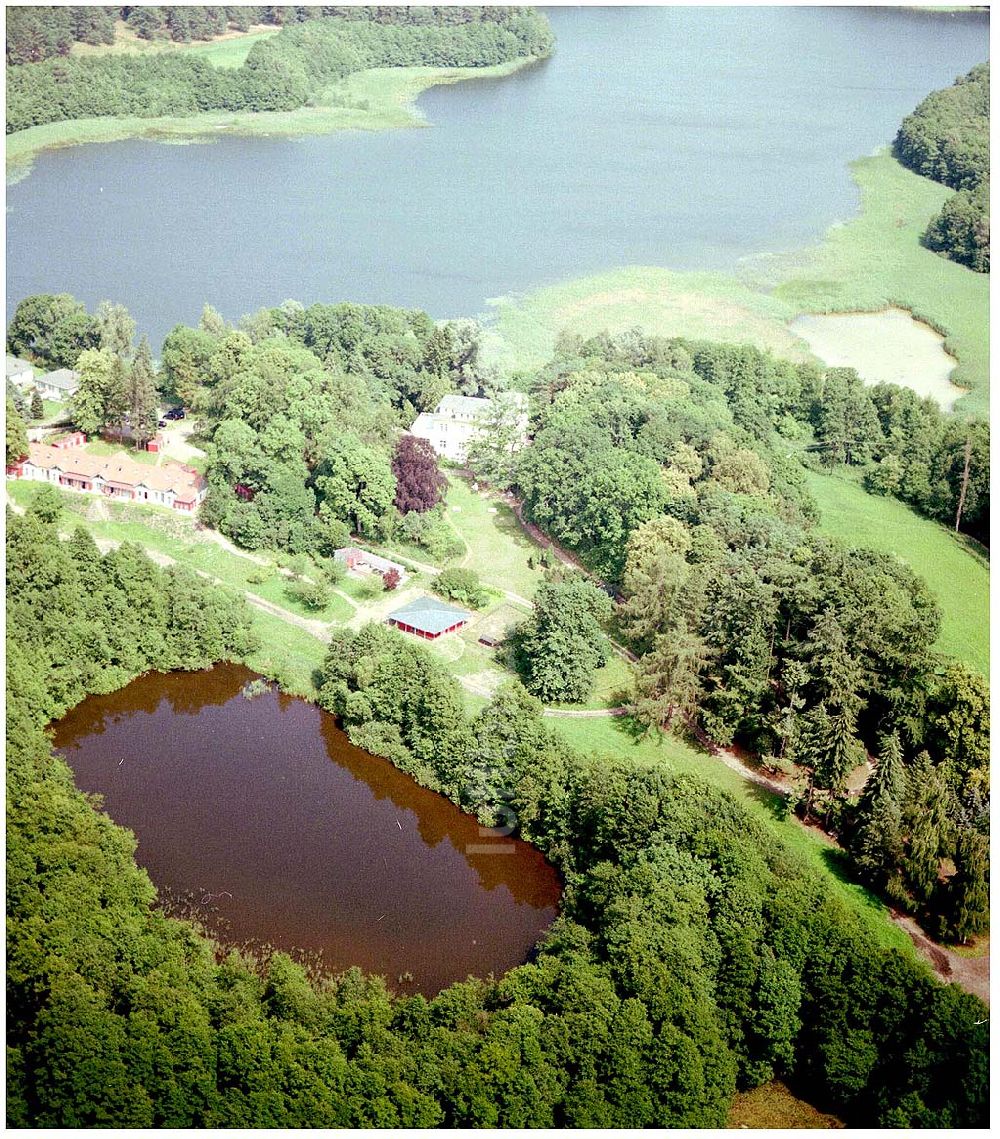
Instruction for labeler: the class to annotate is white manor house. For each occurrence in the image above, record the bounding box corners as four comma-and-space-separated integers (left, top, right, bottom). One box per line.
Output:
408, 392, 529, 463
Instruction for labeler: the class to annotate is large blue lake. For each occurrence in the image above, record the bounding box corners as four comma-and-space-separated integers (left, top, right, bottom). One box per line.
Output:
6, 6, 989, 348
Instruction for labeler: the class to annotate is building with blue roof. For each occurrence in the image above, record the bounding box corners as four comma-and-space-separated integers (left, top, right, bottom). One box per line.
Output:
387, 596, 471, 639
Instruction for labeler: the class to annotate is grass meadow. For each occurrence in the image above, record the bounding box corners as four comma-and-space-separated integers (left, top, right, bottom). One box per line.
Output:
805, 470, 989, 677
727, 1081, 844, 1129
69, 21, 279, 66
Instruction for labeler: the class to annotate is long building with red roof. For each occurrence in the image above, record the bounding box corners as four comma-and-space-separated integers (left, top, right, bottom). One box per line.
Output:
7, 441, 207, 512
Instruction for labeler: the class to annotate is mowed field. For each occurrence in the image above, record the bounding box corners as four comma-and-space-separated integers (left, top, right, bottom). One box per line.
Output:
805, 470, 989, 677
488, 153, 989, 418
69, 21, 279, 66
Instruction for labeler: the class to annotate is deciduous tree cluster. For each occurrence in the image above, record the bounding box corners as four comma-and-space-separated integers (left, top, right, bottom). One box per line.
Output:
894, 63, 989, 272
7, 8, 554, 133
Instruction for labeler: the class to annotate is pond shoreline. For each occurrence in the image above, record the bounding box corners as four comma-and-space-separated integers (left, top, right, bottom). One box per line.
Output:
52, 661, 562, 997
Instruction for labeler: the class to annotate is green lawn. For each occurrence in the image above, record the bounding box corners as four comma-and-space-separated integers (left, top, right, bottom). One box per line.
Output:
547, 715, 916, 957
70, 21, 279, 66
806, 469, 989, 677
445, 474, 542, 602
489, 152, 989, 418
83, 439, 160, 465
547, 652, 633, 712
30, 399, 68, 425
244, 608, 327, 698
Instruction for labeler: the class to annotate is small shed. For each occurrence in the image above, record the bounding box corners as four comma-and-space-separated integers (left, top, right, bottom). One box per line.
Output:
387, 596, 470, 640
51, 431, 87, 450
335, 546, 407, 583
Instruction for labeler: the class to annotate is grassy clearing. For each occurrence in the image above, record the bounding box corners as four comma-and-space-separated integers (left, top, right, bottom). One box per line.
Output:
806, 469, 989, 677
446, 475, 542, 601
546, 652, 633, 712
244, 608, 327, 698
487, 265, 806, 378
727, 1081, 844, 1129
69, 20, 278, 66
83, 439, 160, 465
30, 399, 68, 425
6, 59, 532, 182
547, 715, 916, 957
489, 153, 989, 417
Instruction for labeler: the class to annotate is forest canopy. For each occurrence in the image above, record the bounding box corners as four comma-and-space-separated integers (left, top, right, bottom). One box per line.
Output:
6, 7, 554, 133
894, 63, 990, 272
6, 498, 989, 1127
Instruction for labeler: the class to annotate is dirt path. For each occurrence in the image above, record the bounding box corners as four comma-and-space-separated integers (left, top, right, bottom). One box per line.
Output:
194, 523, 271, 566
509, 497, 591, 575
542, 706, 627, 719
688, 722, 793, 797
92, 536, 334, 641
889, 911, 990, 1005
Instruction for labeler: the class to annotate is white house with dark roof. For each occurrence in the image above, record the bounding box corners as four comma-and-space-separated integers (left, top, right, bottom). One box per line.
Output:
35, 368, 80, 402
409, 391, 528, 463
6, 356, 34, 391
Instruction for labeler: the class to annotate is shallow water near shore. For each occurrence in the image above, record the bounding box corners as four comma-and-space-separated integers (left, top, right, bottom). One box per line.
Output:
52, 663, 561, 995
790, 308, 965, 411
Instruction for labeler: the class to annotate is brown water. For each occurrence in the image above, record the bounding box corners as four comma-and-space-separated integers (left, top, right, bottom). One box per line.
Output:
52, 663, 561, 995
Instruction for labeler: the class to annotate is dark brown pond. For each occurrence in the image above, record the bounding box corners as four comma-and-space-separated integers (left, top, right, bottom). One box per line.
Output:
52, 663, 561, 995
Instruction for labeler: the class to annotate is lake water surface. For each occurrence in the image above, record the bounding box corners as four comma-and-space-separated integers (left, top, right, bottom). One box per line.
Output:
52, 664, 561, 995
6, 6, 989, 347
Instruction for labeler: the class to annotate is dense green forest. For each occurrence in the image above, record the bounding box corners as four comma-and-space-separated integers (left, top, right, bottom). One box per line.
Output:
895, 63, 989, 272
5, 7, 553, 133
5, 6, 523, 64
6, 494, 988, 1126
500, 332, 989, 941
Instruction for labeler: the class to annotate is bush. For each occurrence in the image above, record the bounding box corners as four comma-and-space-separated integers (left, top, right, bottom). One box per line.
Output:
319, 557, 347, 586
284, 578, 330, 611
432, 567, 488, 609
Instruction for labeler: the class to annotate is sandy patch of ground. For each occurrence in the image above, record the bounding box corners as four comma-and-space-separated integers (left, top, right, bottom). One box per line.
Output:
890, 911, 990, 1005
790, 307, 967, 411
159, 418, 206, 465
345, 584, 424, 631
557, 288, 650, 319
460, 670, 508, 698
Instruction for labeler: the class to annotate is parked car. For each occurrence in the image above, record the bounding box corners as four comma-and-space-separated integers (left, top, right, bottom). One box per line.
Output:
164, 407, 185, 421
